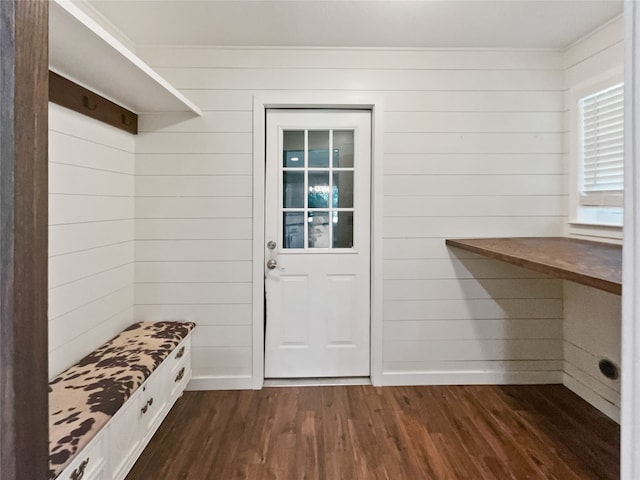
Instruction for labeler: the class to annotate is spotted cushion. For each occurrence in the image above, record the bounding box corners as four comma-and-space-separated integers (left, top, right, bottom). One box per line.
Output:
48, 321, 195, 480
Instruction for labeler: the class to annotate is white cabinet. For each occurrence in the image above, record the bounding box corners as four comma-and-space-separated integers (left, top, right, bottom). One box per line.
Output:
108, 334, 192, 480
58, 434, 107, 480
58, 333, 193, 480
169, 344, 192, 399
108, 393, 143, 480
140, 363, 170, 434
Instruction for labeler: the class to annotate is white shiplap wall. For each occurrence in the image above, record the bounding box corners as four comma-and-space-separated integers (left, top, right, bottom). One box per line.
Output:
563, 16, 623, 421
563, 282, 621, 421
135, 46, 566, 388
49, 103, 135, 379
134, 114, 253, 386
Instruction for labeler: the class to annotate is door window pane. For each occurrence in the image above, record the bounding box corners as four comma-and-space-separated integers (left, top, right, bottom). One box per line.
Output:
308, 131, 330, 167
280, 128, 357, 251
308, 212, 330, 248
333, 130, 354, 168
283, 130, 304, 167
332, 171, 354, 208
283, 171, 304, 208
283, 212, 304, 249
333, 212, 354, 248
308, 172, 330, 208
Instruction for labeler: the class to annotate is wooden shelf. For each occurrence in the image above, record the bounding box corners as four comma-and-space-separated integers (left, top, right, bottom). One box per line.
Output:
49, 0, 202, 115
445, 237, 622, 295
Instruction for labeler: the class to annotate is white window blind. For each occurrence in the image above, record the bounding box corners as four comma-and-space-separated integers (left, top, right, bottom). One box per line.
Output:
579, 83, 624, 207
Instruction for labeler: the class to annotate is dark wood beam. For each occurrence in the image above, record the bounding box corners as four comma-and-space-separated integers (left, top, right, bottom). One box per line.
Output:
49, 71, 138, 134
0, 1, 49, 479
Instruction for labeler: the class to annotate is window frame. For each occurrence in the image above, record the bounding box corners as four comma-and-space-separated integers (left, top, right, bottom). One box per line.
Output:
569, 69, 624, 231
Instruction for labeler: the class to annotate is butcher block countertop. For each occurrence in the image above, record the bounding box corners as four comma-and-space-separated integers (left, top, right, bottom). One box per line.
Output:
445, 237, 622, 295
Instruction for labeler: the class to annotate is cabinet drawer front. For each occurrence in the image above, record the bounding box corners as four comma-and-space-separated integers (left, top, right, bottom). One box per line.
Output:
174, 345, 187, 360
169, 336, 192, 396
170, 352, 192, 398
141, 364, 170, 433
172, 336, 191, 364
80, 460, 107, 480
61, 434, 106, 480
108, 392, 143, 480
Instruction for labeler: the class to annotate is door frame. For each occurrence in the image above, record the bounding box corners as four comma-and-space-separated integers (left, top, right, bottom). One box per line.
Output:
252, 94, 384, 389
622, 1, 640, 477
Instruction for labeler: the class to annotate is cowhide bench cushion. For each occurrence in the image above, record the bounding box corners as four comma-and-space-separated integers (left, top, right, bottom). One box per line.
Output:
48, 320, 195, 480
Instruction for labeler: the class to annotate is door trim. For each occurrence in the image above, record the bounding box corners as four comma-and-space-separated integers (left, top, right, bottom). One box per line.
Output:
264, 110, 372, 378
252, 94, 385, 389
622, 2, 640, 477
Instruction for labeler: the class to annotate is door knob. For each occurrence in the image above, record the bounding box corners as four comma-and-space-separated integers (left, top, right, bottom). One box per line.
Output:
266, 259, 278, 270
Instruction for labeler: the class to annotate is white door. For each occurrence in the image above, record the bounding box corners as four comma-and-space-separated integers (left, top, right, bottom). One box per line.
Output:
264, 110, 371, 378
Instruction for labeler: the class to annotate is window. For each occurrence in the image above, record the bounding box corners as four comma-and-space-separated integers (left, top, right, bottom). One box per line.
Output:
281, 129, 356, 250
570, 74, 624, 229
579, 83, 624, 208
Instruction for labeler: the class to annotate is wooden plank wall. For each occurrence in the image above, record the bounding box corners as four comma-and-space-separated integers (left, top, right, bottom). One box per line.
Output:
135, 46, 566, 388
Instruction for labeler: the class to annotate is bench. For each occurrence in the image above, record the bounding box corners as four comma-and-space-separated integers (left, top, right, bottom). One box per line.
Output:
49, 320, 195, 480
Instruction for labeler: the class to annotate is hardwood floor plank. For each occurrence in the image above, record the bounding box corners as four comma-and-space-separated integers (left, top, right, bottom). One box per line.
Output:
126, 385, 619, 480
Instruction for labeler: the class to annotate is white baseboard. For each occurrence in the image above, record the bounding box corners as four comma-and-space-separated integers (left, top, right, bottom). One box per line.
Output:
187, 371, 564, 391
382, 370, 563, 386
187, 375, 253, 391
563, 373, 621, 423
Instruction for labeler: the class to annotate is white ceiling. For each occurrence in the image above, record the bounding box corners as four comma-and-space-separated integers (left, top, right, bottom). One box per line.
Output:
85, 0, 623, 49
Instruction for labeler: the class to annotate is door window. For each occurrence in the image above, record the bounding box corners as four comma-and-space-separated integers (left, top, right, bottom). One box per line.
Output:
282, 129, 355, 250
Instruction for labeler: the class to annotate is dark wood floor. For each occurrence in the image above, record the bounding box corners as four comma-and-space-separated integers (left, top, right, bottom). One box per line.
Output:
126, 385, 619, 480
